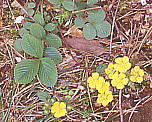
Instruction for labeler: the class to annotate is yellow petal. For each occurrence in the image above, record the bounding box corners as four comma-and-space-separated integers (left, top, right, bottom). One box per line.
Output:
136, 77, 143, 83
115, 57, 122, 63
102, 100, 108, 106
60, 102, 66, 109
92, 72, 99, 79
130, 76, 136, 82
119, 73, 126, 78
139, 69, 144, 76
123, 56, 129, 63
88, 80, 96, 88
87, 77, 93, 83
125, 63, 131, 70
108, 63, 114, 68
117, 83, 124, 89
122, 78, 128, 85
105, 68, 111, 74
134, 66, 140, 71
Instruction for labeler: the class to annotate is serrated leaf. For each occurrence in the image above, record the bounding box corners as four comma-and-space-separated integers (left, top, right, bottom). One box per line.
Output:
45, 33, 62, 48
74, 17, 85, 28
30, 23, 45, 39
88, 9, 106, 23
62, 0, 73, 11
37, 92, 52, 102
14, 59, 39, 84
44, 23, 56, 32
33, 14, 45, 25
44, 47, 62, 64
87, 0, 98, 5
19, 28, 29, 37
28, 2, 36, 8
95, 21, 111, 38
26, 8, 35, 16
38, 58, 58, 86
83, 23, 96, 40
23, 22, 32, 30
96, 64, 107, 73
22, 34, 44, 58
14, 39, 23, 51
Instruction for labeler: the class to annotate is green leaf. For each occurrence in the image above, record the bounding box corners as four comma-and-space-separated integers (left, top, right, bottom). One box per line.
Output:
28, 2, 36, 8
44, 47, 62, 64
45, 33, 62, 48
44, 23, 57, 32
33, 14, 45, 25
30, 23, 45, 39
38, 58, 58, 86
23, 22, 32, 30
83, 23, 96, 40
14, 39, 23, 51
22, 34, 44, 58
87, 0, 98, 5
96, 64, 107, 73
74, 17, 85, 28
37, 92, 51, 102
95, 21, 111, 38
26, 8, 35, 16
49, 0, 60, 4
88, 9, 106, 23
19, 28, 29, 37
14, 59, 39, 84
62, 0, 73, 11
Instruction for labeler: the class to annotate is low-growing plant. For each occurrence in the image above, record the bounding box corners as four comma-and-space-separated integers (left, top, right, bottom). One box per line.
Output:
74, 0, 111, 40
14, 6, 62, 86
87, 56, 145, 106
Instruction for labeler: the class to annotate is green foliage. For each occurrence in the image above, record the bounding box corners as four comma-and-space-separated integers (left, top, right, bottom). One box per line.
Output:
22, 34, 44, 58
45, 33, 62, 48
27, 2, 36, 8
14, 59, 40, 84
38, 58, 58, 86
44, 47, 62, 64
96, 64, 107, 73
49, 0, 73, 11
74, 3, 111, 40
13, 39, 23, 51
33, 14, 45, 25
83, 23, 96, 40
30, 23, 46, 39
37, 92, 52, 102
14, 9, 62, 87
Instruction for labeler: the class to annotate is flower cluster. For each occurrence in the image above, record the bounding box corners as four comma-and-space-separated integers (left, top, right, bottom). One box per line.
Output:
51, 102, 67, 118
130, 66, 144, 83
87, 56, 145, 106
87, 72, 113, 106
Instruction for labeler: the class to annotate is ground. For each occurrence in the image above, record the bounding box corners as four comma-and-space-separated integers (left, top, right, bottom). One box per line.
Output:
0, 0, 152, 121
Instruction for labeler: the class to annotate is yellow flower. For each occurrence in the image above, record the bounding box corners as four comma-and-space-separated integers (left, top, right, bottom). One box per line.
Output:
114, 56, 131, 73
130, 66, 144, 83
111, 72, 128, 89
105, 63, 116, 79
51, 102, 67, 118
97, 91, 113, 106
96, 80, 110, 94
87, 72, 103, 89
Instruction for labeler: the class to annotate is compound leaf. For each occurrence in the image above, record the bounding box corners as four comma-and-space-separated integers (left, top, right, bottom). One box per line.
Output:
95, 21, 111, 38
30, 23, 45, 39
19, 28, 29, 37
14, 39, 23, 51
62, 0, 73, 11
44, 47, 62, 64
74, 17, 85, 28
83, 23, 96, 40
45, 33, 62, 48
22, 34, 44, 58
38, 58, 58, 86
44, 23, 56, 32
28, 2, 36, 8
33, 14, 45, 25
14, 59, 40, 84
37, 92, 52, 102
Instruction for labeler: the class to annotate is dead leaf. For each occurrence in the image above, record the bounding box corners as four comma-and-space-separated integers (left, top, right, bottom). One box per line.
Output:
64, 25, 83, 38
65, 38, 108, 55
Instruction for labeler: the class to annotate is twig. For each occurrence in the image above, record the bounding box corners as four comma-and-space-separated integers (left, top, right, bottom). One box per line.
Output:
109, 0, 120, 53
119, 89, 123, 122
72, 6, 102, 14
